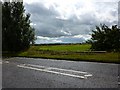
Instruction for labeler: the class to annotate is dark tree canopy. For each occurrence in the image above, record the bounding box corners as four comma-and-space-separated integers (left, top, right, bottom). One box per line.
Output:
2, 1, 35, 52
90, 24, 120, 52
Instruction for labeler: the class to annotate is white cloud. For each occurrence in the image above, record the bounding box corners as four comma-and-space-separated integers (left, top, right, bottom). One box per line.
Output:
37, 36, 50, 40
36, 34, 91, 44
30, 23, 36, 26
36, 36, 62, 44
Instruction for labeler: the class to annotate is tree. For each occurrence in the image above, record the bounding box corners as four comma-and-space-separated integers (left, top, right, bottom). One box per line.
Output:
2, 1, 35, 52
90, 24, 120, 52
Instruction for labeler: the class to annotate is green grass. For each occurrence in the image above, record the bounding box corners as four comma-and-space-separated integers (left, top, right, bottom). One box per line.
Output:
35, 44, 91, 52
3, 44, 120, 63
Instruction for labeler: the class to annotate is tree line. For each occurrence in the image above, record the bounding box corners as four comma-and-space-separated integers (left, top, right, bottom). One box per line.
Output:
87, 24, 120, 52
2, 1, 35, 52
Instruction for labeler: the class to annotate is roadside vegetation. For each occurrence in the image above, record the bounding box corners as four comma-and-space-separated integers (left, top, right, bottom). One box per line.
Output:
3, 44, 120, 63
89, 24, 120, 52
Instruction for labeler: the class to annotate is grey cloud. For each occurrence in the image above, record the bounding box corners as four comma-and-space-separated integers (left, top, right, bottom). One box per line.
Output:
118, 2, 120, 27
25, 3, 95, 37
25, 3, 58, 16
24, 1, 118, 43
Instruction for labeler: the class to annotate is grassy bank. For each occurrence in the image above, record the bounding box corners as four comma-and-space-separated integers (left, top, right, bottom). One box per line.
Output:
3, 44, 120, 63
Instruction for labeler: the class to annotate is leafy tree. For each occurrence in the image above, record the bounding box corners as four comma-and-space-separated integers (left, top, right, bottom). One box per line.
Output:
2, 1, 35, 52
90, 24, 120, 52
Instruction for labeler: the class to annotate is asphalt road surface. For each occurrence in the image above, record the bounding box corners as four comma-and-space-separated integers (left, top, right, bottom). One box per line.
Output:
2, 57, 119, 88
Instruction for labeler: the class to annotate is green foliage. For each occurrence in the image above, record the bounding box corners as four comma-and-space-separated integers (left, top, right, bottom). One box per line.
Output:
90, 24, 120, 52
2, 1, 35, 52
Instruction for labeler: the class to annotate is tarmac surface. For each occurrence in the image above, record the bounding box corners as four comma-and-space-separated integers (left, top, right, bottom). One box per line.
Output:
2, 57, 119, 88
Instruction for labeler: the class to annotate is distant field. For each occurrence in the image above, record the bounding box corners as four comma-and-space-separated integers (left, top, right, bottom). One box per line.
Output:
3, 44, 120, 63
32, 44, 91, 52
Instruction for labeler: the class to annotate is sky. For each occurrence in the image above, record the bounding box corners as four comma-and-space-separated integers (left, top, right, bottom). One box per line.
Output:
23, 0, 119, 44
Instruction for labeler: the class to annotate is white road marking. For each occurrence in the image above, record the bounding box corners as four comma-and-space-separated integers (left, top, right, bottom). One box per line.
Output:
17, 64, 92, 79
5, 61, 9, 64
84, 74, 93, 77
27, 64, 88, 74
17, 65, 86, 79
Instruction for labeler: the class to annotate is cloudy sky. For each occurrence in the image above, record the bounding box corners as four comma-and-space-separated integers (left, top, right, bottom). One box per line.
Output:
23, 0, 119, 44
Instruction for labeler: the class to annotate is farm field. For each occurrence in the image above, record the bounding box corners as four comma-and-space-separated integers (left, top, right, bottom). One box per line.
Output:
31, 44, 91, 52
3, 44, 120, 63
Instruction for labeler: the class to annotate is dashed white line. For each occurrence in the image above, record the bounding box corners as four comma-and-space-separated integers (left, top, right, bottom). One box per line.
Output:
17, 64, 86, 79
27, 64, 88, 74
17, 64, 92, 79
84, 74, 93, 77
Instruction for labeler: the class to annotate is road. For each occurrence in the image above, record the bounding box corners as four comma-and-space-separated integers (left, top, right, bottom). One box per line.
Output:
2, 57, 119, 88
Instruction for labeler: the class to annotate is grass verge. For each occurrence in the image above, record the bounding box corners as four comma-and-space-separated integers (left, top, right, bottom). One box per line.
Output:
2, 44, 120, 64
